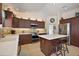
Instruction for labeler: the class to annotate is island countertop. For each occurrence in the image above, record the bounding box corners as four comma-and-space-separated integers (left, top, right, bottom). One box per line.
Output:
38, 34, 68, 40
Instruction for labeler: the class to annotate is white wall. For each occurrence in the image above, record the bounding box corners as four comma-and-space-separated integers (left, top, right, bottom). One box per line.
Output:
44, 16, 60, 34
61, 8, 79, 19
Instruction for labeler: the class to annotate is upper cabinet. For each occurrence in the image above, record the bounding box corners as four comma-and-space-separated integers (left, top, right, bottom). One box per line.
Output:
19, 19, 31, 28
19, 19, 25, 28
24, 20, 31, 28
60, 18, 70, 24
12, 17, 45, 28
30, 20, 37, 25
12, 17, 19, 28
0, 3, 2, 24
38, 21, 45, 28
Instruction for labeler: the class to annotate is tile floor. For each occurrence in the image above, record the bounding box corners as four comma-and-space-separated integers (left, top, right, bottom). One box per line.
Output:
19, 41, 79, 56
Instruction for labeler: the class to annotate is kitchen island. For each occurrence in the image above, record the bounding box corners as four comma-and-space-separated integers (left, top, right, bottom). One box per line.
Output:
38, 34, 68, 56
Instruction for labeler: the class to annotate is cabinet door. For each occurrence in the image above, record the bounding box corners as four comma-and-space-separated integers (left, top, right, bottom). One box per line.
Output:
30, 20, 37, 25
24, 20, 31, 28
60, 19, 67, 24
19, 34, 32, 45
0, 3, 2, 24
40, 37, 56, 56
0, 3, 2, 11
12, 17, 19, 28
19, 19, 31, 28
38, 21, 45, 28
0, 16, 2, 24
19, 19, 25, 28
70, 17, 79, 47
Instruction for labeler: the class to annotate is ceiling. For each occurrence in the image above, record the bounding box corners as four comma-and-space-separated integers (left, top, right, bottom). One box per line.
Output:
42, 3, 79, 16
3, 3, 47, 12
3, 3, 79, 16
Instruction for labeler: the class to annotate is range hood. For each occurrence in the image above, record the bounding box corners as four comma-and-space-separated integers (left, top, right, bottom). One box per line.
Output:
31, 24, 38, 27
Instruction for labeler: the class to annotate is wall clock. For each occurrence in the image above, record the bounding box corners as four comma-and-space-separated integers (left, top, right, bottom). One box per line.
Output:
50, 18, 55, 23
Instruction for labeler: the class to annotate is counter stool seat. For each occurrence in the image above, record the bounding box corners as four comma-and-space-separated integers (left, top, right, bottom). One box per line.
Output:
60, 38, 69, 56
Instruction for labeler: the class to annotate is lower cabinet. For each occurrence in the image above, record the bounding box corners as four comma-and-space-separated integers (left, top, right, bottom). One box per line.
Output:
0, 3, 2, 24
40, 37, 56, 56
19, 34, 32, 45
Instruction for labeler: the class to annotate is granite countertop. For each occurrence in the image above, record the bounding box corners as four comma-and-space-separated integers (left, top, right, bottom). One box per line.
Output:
16, 32, 47, 35
38, 34, 68, 40
18, 33, 32, 35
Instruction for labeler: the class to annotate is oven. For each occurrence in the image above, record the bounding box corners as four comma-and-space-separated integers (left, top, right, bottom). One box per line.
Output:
31, 24, 39, 41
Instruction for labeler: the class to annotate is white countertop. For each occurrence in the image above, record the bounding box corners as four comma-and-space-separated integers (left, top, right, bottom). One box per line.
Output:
0, 34, 19, 56
38, 34, 68, 40
0, 34, 19, 42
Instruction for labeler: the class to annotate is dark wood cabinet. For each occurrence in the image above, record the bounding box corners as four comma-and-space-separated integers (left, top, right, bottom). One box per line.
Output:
19, 34, 32, 45
70, 17, 79, 47
40, 37, 61, 56
30, 20, 37, 24
19, 19, 31, 28
40, 37, 53, 56
0, 3, 2, 24
0, 17, 2, 24
38, 21, 45, 28
12, 17, 45, 28
60, 18, 70, 24
0, 3, 2, 11
12, 17, 19, 28
60, 17, 79, 47
24, 20, 31, 28
19, 19, 25, 28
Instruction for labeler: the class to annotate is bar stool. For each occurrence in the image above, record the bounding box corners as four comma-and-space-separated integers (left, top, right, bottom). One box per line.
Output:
52, 40, 63, 56
60, 38, 69, 56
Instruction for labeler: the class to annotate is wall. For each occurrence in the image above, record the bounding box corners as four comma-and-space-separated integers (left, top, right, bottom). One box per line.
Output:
44, 16, 60, 34
61, 8, 79, 19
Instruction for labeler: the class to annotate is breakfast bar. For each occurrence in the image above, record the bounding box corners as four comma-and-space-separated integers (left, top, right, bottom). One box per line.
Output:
38, 34, 69, 56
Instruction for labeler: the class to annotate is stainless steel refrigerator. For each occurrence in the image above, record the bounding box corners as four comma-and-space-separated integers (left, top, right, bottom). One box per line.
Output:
59, 23, 71, 45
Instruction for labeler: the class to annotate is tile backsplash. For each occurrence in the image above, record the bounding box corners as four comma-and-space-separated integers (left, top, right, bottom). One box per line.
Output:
2, 27, 46, 35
